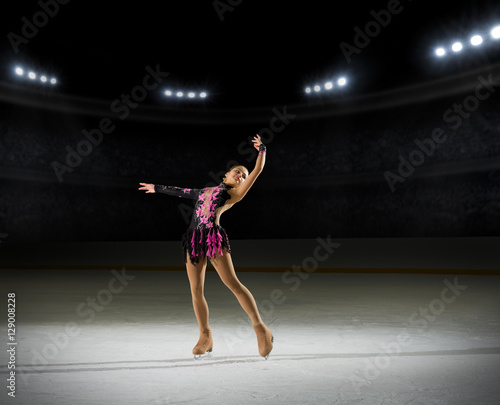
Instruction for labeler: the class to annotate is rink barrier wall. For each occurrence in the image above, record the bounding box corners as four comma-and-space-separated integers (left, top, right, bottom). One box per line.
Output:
0, 264, 499, 275
0, 238, 499, 274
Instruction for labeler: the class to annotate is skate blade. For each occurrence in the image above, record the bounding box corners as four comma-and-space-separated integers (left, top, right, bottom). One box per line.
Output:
193, 350, 213, 360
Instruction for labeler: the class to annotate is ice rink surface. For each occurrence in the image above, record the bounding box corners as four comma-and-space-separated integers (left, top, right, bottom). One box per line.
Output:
1, 269, 499, 404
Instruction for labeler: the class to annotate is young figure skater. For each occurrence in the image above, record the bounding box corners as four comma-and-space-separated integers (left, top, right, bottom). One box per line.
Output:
138, 135, 273, 359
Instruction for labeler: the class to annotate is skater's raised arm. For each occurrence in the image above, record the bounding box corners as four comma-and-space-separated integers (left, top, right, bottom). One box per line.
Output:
138, 183, 200, 199
231, 135, 266, 201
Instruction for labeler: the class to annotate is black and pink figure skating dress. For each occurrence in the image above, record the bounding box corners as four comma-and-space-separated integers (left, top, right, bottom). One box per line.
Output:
154, 144, 266, 264
154, 181, 235, 264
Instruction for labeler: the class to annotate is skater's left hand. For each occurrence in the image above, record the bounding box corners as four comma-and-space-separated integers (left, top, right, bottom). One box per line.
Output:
252, 134, 262, 151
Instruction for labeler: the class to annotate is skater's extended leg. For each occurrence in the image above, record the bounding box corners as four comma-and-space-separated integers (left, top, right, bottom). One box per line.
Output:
210, 250, 262, 326
210, 250, 273, 358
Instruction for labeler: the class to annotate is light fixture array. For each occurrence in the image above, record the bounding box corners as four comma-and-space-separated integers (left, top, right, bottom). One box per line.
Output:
163, 89, 208, 100
304, 76, 347, 95
14, 66, 57, 85
435, 25, 500, 57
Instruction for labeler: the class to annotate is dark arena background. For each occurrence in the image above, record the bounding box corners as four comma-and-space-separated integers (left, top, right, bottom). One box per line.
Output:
1, 1, 500, 404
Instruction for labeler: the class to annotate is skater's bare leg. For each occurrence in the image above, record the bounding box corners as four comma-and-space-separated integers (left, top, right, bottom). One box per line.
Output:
186, 253, 210, 331
210, 249, 273, 357
186, 252, 213, 355
210, 249, 263, 326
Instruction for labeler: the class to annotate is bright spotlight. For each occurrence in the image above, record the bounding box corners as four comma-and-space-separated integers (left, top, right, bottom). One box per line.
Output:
435, 47, 446, 57
199, 92, 207, 98
164, 90, 172, 96
470, 35, 483, 46
305, 87, 311, 94
176, 91, 183, 97
15, 67, 23, 76
313, 85, 321, 92
188, 92, 195, 98
50, 78, 57, 84
28, 72, 36, 79
492, 26, 500, 39
324, 81, 333, 90
452, 42, 463, 52
337, 77, 347, 86
40, 75, 47, 83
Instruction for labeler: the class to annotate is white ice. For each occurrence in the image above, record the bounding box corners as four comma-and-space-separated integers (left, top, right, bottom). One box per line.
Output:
1, 269, 499, 404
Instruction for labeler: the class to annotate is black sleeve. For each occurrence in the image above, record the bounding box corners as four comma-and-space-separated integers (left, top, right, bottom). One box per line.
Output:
154, 185, 201, 200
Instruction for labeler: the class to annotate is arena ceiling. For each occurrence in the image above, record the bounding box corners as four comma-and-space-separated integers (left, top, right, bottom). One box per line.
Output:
2, 0, 500, 109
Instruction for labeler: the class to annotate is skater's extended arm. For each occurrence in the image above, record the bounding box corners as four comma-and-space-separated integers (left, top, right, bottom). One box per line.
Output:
232, 135, 266, 200
138, 183, 200, 199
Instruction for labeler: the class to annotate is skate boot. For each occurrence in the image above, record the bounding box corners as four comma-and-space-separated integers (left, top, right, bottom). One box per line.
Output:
253, 323, 274, 360
192, 329, 213, 359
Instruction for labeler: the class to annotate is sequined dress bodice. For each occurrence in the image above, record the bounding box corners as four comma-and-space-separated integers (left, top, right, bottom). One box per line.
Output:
154, 182, 234, 229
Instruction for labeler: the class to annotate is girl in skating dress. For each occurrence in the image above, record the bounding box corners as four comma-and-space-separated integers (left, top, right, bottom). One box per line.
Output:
138, 135, 273, 359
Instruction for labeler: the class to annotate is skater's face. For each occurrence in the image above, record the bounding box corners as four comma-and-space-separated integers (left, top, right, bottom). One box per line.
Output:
225, 166, 248, 188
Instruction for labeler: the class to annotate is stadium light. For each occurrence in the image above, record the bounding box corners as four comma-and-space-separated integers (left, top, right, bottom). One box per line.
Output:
435, 47, 446, 56
492, 26, 500, 39
470, 35, 483, 46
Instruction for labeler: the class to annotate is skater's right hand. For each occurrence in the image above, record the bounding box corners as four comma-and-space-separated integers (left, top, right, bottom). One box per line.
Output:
138, 183, 156, 193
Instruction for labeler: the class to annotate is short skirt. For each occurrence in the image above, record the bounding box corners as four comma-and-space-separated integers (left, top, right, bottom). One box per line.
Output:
181, 225, 231, 264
